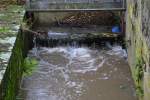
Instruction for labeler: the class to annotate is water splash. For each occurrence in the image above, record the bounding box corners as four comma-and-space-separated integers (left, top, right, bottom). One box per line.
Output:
48, 31, 68, 39
17, 45, 137, 100
106, 45, 127, 58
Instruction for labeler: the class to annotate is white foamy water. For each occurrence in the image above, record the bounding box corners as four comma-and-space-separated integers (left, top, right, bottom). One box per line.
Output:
35, 47, 106, 74
48, 31, 68, 36
18, 46, 137, 100
29, 46, 127, 74
48, 31, 68, 39
106, 45, 127, 58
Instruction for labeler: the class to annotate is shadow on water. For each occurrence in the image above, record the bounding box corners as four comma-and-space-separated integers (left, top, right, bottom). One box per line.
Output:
16, 27, 138, 100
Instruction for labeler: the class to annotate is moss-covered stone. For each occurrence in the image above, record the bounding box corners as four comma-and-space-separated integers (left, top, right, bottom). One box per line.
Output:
0, 5, 25, 83
126, 0, 150, 100
0, 28, 33, 99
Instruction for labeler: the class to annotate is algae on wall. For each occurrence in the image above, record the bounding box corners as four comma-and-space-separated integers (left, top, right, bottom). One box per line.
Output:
0, 5, 24, 82
0, 30, 33, 100
126, 0, 150, 100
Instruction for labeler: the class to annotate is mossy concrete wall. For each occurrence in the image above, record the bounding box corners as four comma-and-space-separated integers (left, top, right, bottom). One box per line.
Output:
0, 5, 26, 100
0, 5, 24, 82
126, 0, 150, 100
0, 30, 33, 100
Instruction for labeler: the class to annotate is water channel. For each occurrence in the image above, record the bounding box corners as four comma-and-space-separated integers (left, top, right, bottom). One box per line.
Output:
16, 27, 138, 100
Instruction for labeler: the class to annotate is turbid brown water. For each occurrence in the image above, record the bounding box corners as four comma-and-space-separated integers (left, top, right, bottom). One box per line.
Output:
17, 45, 138, 100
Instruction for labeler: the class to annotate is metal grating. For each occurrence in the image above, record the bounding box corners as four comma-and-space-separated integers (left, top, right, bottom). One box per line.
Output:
26, 0, 126, 11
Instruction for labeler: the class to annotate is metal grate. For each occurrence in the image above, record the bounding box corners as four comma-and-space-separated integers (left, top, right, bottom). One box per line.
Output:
26, 0, 126, 11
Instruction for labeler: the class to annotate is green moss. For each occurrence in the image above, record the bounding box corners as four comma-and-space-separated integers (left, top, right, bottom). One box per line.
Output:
0, 4, 26, 100
134, 58, 144, 97
0, 26, 11, 33
6, 5, 24, 13
0, 29, 33, 100
23, 57, 38, 76
132, 39, 144, 99
2, 32, 24, 100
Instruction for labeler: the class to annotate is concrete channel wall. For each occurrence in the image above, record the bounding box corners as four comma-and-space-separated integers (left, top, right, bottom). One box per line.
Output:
0, 30, 33, 100
126, 0, 150, 100
0, 5, 26, 100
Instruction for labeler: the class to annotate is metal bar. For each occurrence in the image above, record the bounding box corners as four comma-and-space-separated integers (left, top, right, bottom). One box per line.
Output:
30, 0, 118, 3
27, 1, 124, 4
123, 0, 126, 9
26, 8, 126, 12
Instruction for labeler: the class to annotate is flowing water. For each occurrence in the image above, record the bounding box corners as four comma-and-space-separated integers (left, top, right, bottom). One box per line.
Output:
17, 43, 138, 100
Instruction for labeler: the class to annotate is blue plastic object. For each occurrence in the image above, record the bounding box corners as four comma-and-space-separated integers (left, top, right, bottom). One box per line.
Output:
112, 26, 121, 33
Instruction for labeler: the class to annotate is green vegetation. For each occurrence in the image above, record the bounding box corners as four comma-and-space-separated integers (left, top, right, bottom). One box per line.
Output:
134, 58, 144, 97
1, 31, 25, 100
0, 3, 25, 99
132, 42, 145, 99
23, 57, 38, 76
0, 26, 10, 33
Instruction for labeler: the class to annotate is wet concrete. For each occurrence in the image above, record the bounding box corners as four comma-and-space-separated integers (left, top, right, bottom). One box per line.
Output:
17, 45, 138, 100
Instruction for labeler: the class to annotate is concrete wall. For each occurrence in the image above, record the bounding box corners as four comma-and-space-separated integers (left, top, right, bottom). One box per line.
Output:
126, 0, 150, 100
34, 12, 72, 25
0, 30, 33, 100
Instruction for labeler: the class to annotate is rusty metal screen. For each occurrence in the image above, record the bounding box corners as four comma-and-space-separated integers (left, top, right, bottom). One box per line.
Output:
26, 0, 126, 11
